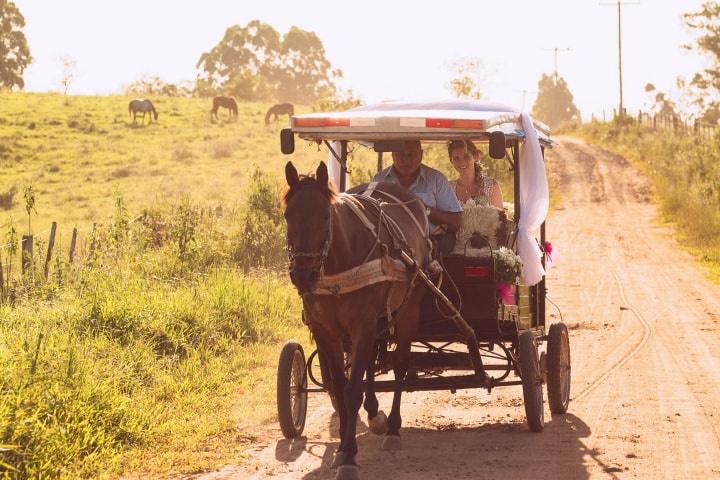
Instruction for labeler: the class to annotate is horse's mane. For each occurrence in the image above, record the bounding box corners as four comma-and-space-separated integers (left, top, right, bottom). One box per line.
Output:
282, 175, 337, 207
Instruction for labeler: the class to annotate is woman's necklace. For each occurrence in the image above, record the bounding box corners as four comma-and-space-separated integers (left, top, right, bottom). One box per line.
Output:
455, 179, 477, 199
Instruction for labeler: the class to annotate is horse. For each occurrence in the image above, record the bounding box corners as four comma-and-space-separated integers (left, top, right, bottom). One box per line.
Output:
211, 96, 238, 119
283, 161, 431, 480
265, 102, 294, 125
128, 99, 158, 124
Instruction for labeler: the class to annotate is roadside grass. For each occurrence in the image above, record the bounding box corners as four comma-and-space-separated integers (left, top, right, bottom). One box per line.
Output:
566, 120, 720, 281
0, 140, 309, 478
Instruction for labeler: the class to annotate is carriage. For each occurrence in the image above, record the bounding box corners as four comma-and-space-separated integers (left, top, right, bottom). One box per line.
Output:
275, 100, 570, 441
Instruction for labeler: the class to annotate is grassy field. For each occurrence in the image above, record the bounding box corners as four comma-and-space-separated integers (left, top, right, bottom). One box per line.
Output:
0, 91, 544, 478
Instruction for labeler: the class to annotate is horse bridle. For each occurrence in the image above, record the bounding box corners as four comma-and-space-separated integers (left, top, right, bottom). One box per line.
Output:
287, 204, 334, 282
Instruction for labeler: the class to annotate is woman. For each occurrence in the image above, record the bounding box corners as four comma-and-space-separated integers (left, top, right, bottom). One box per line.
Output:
447, 140, 503, 209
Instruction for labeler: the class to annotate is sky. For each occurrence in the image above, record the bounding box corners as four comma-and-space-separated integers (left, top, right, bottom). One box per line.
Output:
13, 0, 712, 120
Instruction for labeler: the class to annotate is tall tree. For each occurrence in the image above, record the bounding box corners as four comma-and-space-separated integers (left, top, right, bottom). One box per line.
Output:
273, 26, 341, 103
684, 2, 720, 123
531, 74, 581, 129
196, 20, 340, 102
0, 0, 32, 89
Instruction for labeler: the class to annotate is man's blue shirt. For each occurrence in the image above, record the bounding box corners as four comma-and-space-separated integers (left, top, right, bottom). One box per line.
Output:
373, 164, 462, 231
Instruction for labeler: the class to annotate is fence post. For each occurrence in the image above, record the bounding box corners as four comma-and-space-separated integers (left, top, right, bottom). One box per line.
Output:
88, 223, 97, 259
21, 235, 33, 274
43, 221, 57, 280
69, 227, 77, 263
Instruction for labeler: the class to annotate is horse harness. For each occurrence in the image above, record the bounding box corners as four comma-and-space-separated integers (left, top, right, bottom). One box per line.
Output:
288, 183, 431, 303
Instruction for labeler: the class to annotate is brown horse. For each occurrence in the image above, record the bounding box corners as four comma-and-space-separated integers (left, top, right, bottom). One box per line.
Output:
265, 102, 294, 125
284, 161, 431, 480
211, 96, 238, 119
128, 99, 158, 124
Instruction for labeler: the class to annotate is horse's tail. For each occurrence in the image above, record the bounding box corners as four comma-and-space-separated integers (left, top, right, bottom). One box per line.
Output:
128, 102, 132, 117
264, 107, 272, 125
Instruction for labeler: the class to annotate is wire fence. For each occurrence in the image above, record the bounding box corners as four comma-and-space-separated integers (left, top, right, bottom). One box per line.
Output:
589, 109, 719, 143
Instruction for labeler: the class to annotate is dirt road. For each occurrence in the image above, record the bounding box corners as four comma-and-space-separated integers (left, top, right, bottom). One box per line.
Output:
194, 137, 720, 479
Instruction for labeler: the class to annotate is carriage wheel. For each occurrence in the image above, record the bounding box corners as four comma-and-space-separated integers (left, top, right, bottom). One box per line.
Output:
277, 341, 308, 438
547, 322, 571, 414
519, 331, 544, 432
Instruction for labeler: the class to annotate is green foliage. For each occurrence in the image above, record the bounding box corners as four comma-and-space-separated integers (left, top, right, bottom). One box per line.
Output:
0, 1, 32, 90
531, 74, 581, 129
196, 20, 341, 103
447, 58, 484, 100
683, 2, 720, 118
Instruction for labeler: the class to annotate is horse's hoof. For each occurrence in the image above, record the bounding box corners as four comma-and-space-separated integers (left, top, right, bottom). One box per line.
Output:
336, 464, 360, 480
330, 451, 344, 469
368, 410, 388, 435
381, 434, 402, 451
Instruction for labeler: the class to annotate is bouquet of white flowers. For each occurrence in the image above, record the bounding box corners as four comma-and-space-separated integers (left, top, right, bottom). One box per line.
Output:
492, 246, 523, 285
453, 198, 502, 256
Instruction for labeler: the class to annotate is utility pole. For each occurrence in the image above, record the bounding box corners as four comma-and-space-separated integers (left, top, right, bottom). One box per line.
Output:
542, 47, 571, 79
600, 0, 639, 121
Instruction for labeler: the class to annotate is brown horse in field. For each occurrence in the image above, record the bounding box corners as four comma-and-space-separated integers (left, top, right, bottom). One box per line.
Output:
283, 161, 430, 480
265, 102, 294, 125
128, 99, 158, 124
211, 96, 238, 119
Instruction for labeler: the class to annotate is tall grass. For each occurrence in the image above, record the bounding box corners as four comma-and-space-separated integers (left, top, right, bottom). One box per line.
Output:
0, 173, 303, 478
568, 119, 720, 278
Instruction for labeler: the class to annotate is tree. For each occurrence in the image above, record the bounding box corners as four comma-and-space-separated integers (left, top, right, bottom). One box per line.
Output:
0, 1, 32, 89
531, 74, 581, 129
273, 26, 342, 103
683, 2, 720, 122
447, 58, 484, 100
59, 56, 77, 95
196, 20, 341, 102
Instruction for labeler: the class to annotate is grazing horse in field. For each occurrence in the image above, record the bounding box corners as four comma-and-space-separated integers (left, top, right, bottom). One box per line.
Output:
283, 162, 431, 480
265, 102, 294, 125
128, 99, 158, 124
211, 96, 238, 119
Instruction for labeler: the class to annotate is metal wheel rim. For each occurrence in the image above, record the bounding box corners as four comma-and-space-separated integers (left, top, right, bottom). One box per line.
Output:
290, 349, 307, 430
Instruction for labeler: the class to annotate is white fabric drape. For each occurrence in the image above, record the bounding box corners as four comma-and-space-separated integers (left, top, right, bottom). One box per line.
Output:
517, 112, 549, 286
327, 141, 349, 191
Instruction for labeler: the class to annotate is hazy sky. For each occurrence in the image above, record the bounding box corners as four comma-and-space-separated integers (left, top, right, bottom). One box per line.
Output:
15, 0, 711, 120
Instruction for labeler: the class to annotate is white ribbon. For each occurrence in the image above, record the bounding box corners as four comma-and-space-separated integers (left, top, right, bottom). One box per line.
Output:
517, 112, 549, 286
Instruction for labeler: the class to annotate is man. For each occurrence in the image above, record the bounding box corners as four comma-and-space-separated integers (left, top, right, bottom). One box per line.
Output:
373, 140, 462, 233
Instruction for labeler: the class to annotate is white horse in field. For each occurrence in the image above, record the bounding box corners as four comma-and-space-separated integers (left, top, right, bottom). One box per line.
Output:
128, 99, 158, 124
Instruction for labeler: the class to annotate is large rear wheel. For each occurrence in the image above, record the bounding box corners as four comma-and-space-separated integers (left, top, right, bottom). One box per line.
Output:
519, 331, 544, 432
547, 322, 571, 413
277, 341, 308, 438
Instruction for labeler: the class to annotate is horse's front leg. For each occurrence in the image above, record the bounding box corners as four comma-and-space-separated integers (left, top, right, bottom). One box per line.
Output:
383, 293, 422, 452
336, 322, 377, 480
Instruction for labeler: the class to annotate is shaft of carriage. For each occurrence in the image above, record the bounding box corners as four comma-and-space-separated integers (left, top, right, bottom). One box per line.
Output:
396, 249, 491, 388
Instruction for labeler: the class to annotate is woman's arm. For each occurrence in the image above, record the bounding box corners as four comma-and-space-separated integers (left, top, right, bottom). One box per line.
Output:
491, 180, 503, 209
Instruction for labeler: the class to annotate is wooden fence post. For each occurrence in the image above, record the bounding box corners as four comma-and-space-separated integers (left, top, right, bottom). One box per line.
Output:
44, 221, 57, 279
69, 227, 77, 263
88, 223, 97, 259
21, 235, 33, 274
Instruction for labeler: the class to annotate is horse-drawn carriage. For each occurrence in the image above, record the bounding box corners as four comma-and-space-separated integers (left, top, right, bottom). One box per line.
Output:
276, 100, 570, 478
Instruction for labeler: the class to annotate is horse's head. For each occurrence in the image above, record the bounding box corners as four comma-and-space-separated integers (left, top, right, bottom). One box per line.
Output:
283, 161, 336, 294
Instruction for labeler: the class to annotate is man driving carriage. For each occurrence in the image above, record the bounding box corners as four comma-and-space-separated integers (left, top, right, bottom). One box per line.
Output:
372, 140, 463, 235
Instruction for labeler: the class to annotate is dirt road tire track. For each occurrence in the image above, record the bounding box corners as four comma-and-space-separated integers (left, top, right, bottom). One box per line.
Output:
190, 137, 720, 479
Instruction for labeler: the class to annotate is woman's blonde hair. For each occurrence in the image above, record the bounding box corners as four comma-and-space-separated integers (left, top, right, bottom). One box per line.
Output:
447, 140, 485, 184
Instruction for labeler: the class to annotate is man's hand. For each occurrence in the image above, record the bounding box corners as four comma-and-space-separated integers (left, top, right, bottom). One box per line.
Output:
427, 206, 462, 232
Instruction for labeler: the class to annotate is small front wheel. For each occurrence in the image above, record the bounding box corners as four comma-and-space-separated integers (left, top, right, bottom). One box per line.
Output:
547, 322, 571, 414
277, 341, 308, 438
519, 331, 544, 432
